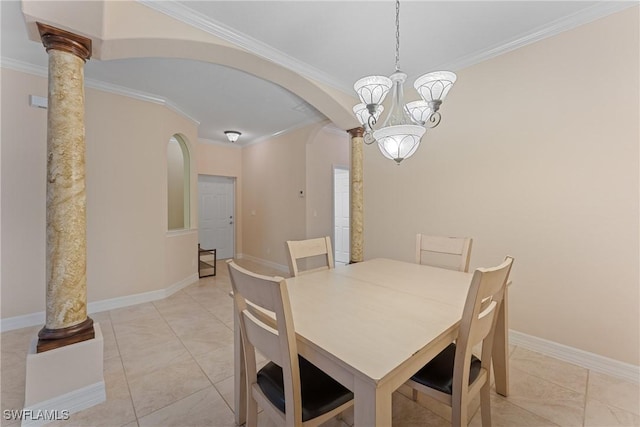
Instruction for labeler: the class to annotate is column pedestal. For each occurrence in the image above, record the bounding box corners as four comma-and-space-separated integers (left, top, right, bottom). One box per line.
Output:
23, 324, 106, 427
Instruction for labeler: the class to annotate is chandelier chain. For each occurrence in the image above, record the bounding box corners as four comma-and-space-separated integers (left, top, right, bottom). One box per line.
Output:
395, 0, 400, 71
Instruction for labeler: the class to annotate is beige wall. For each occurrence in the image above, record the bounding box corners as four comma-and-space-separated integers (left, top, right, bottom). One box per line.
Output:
363, 8, 639, 365
196, 140, 243, 256
306, 125, 350, 241
1, 68, 48, 318
241, 128, 308, 266
1, 67, 199, 319
241, 124, 348, 268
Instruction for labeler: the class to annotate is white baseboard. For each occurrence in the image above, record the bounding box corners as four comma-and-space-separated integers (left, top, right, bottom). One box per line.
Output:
0, 273, 199, 333
1, 312, 45, 333
509, 330, 640, 383
21, 381, 106, 427
235, 253, 289, 274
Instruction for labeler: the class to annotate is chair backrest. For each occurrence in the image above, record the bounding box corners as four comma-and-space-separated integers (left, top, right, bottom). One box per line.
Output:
453, 257, 514, 401
415, 234, 473, 273
227, 260, 303, 425
285, 236, 334, 277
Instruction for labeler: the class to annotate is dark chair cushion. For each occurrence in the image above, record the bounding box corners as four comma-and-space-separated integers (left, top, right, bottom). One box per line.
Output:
410, 343, 482, 395
257, 356, 353, 422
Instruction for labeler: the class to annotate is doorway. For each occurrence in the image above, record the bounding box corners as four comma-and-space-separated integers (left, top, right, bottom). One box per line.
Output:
333, 167, 350, 265
198, 175, 235, 259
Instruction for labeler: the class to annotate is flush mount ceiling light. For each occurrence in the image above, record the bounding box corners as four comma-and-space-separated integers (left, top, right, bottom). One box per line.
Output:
353, 0, 456, 164
224, 130, 241, 143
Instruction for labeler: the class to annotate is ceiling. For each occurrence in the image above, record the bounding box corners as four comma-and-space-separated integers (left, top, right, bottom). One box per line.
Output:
1, 0, 633, 145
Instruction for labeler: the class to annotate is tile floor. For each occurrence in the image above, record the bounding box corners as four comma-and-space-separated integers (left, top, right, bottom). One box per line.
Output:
1, 258, 639, 427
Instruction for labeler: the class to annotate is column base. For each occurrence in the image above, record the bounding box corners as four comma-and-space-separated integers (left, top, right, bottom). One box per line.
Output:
37, 317, 94, 353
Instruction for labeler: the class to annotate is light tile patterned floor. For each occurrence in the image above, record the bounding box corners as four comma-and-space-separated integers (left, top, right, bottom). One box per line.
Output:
1, 258, 639, 427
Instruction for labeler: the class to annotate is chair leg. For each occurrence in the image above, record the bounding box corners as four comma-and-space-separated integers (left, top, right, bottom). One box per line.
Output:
452, 398, 466, 427
480, 382, 492, 427
246, 395, 258, 427
452, 407, 465, 427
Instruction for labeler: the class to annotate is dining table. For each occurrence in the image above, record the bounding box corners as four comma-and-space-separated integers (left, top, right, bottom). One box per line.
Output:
233, 258, 510, 427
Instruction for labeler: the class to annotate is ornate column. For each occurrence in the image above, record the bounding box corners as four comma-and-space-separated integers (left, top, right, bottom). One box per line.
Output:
36, 23, 94, 353
347, 127, 365, 263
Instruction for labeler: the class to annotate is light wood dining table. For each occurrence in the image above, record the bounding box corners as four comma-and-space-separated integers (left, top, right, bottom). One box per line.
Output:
233, 258, 510, 427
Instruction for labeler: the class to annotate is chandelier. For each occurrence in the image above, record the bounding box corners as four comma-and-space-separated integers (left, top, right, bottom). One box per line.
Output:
352, 0, 456, 164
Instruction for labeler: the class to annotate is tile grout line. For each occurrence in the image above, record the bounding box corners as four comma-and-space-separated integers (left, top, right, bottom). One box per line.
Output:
147, 281, 236, 422
106, 309, 141, 427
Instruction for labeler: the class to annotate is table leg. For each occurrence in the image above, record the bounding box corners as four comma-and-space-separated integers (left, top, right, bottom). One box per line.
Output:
493, 285, 510, 396
353, 377, 392, 427
234, 302, 247, 426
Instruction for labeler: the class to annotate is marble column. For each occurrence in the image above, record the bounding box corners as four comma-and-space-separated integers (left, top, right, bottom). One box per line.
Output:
36, 23, 94, 353
347, 127, 365, 263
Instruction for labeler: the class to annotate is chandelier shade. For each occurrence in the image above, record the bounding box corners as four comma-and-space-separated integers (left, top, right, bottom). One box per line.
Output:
414, 71, 457, 103
354, 76, 393, 106
405, 100, 432, 125
373, 124, 425, 164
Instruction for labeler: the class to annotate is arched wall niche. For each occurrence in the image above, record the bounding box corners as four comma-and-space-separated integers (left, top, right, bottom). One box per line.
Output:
167, 133, 191, 230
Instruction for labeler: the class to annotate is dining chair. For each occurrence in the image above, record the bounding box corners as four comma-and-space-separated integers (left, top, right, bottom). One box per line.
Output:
285, 236, 334, 277
405, 256, 514, 427
227, 260, 353, 427
416, 234, 473, 273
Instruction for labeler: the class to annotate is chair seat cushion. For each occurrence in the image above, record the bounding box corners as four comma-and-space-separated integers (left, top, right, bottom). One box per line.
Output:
257, 356, 353, 421
410, 343, 482, 395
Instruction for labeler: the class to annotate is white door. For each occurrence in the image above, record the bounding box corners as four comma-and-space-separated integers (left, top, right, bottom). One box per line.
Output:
334, 167, 350, 264
198, 175, 235, 259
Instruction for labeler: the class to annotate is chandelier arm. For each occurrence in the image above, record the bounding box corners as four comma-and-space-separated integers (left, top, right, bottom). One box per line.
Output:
367, 113, 377, 130
363, 132, 376, 145
426, 111, 442, 129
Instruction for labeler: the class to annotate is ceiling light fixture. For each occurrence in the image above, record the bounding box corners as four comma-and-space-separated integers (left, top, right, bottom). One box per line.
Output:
224, 130, 241, 143
353, 0, 456, 164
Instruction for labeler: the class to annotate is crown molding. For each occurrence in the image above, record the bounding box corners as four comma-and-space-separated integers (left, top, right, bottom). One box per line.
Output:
441, 2, 637, 71
1, 57, 200, 125
322, 124, 349, 138
139, 0, 635, 86
1, 57, 48, 77
243, 116, 327, 148
136, 0, 351, 93
198, 137, 243, 149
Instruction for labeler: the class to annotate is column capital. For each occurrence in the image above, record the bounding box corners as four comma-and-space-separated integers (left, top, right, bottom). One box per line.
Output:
347, 127, 365, 138
37, 22, 92, 61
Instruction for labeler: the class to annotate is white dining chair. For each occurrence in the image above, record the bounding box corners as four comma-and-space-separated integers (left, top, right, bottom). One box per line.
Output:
416, 234, 473, 273
405, 256, 514, 427
285, 236, 334, 277
228, 260, 353, 427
